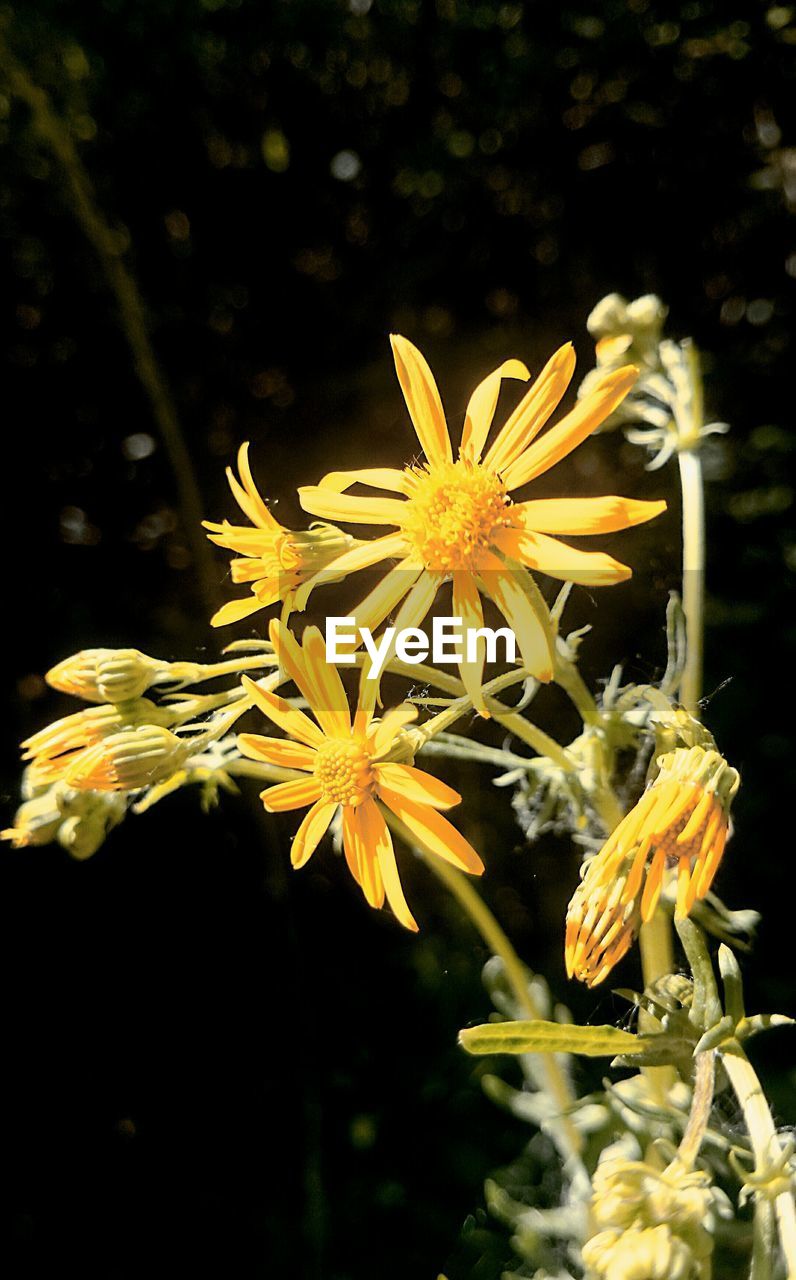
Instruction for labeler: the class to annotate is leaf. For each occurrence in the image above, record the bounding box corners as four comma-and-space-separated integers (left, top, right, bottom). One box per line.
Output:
459, 1019, 646, 1057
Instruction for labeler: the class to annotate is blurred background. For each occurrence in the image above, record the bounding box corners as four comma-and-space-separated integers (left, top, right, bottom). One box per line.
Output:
1, 2, 795, 1276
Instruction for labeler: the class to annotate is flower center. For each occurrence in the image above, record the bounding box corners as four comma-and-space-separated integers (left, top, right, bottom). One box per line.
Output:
401, 459, 511, 572
655, 791, 707, 864
314, 737, 375, 807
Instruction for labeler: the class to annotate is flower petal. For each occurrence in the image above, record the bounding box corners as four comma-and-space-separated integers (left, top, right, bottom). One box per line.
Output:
484, 343, 576, 474
261, 776, 322, 812
492, 527, 631, 586
371, 704, 419, 757
298, 488, 407, 526
235, 442, 280, 528
390, 334, 452, 465
477, 552, 554, 681
452, 571, 488, 717
368, 804, 418, 931
210, 595, 267, 628
375, 762, 460, 809
301, 626, 352, 738
314, 468, 409, 495
515, 495, 667, 536
379, 789, 484, 875
241, 676, 325, 748
501, 364, 638, 490
343, 802, 385, 908
351, 561, 422, 634
238, 734, 317, 770
459, 359, 530, 464
290, 799, 337, 868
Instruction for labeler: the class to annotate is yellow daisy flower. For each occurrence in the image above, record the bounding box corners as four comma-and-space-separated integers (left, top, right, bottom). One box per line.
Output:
238, 619, 484, 931
565, 746, 739, 987
298, 336, 666, 710
204, 442, 357, 627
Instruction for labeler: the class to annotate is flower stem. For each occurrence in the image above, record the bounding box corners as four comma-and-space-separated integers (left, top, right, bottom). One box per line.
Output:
402, 843, 583, 1162
678, 447, 706, 716
722, 1045, 796, 1280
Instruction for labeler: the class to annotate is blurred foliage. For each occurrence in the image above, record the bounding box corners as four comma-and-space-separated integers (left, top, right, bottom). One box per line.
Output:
2, 2, 796, 1278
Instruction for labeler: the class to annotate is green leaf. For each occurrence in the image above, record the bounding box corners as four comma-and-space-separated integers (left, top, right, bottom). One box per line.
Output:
459, 1019, 646, 1057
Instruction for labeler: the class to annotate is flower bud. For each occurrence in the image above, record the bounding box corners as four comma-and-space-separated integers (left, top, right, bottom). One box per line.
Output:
582, 1224, 694, 1280
64, 726, 187, 791
46, 649, 162, 703
566, 745, 739, 986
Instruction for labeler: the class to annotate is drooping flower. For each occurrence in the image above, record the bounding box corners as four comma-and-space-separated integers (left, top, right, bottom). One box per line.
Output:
298, 336, 666, 710
204, 442, 358, 626
565, 746, 739, 987
237, 619, 484, 930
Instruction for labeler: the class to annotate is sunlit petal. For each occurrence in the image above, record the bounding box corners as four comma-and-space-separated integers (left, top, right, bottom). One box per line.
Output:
390, 334, 452, 465
502, 365, 638, 490
460, 359, 529, 464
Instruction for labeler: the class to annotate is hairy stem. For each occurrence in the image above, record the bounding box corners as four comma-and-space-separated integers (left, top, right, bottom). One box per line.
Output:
403, 843, 584, 1162
678, 446, 706, 716
722, 1046, 796, 1280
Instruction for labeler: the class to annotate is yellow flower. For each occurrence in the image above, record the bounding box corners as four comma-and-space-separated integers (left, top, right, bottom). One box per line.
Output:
566, 746, 739, 988
298, 336, 665, 710
238, 619, 484, 931
204, 442, 357, 627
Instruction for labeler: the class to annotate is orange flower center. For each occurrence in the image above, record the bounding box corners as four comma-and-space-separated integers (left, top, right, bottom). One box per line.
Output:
314, 737, 375, 807
401, 459, 511, 572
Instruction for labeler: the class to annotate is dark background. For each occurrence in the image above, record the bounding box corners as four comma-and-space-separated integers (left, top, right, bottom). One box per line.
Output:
1, 2, 795, 1276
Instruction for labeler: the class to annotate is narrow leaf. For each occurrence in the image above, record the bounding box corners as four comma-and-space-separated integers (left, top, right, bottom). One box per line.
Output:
459, 1019, 645, 1057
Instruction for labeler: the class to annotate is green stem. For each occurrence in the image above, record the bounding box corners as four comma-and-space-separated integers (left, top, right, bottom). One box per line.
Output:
722, 1046, 796, 1280
678, 447, 706, 716
419, 852, 584, 1161
676, 1049, 715, 1169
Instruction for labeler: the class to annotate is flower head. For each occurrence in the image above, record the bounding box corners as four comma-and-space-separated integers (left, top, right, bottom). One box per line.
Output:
238, 619, 484, 930
298, 336, 665, 711
566, 746, 739, 987
204, 442, 357, 626
1, 773, 127, 859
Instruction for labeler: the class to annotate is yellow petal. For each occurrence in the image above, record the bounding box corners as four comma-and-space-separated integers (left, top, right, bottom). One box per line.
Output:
301, 626, 352, 738
370, 804, 418, 931
459, 359, 530, 464
292, 532, 410, 615
315, 467, 409, 495
492, 527, 631, 586
515, 495, 667, 536
210, 595, 266, 628
290, 799, 337, 868
640, 845, 666, 921
452, 571, 488, 717
354, 659, 379, 735
261, 776, 322, 812
343, 803, 385, 908
238, 734, 317, 770
351, 561, 422, 634
379, 789, 484, 875
241, 676, 325, 748
236, 442, 280, 528
371, 704, 419, 757
390, 334, 452, 465
375, 762, 460, 809
267, 621, 318, 711
501, 364, 638, 490
298, 488, 407, 526
477, 552, 554, 681
484, 343, 576, 474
